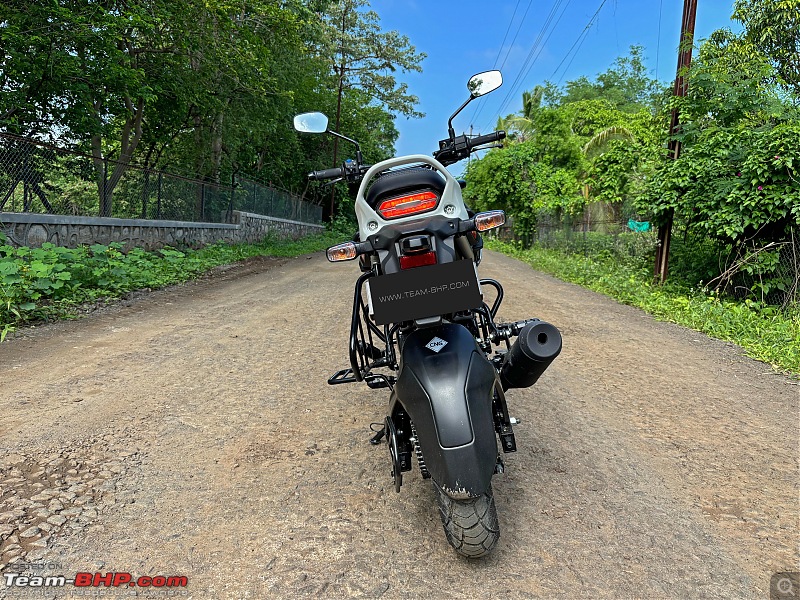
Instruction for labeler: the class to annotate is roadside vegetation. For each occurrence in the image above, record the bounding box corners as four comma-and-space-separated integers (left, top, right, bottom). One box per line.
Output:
1, 1, 424, 217
487, 238, 799, 375
0, 226, 350, 342
467, 0, 798, 373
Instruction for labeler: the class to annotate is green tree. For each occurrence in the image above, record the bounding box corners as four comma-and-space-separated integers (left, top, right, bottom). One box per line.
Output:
732, 0, 800, 94
560, 45, 661, 112
638, 10, 800, 246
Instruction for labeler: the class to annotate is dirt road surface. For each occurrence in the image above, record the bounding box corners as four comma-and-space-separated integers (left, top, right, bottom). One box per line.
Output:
1, 250, 798, 599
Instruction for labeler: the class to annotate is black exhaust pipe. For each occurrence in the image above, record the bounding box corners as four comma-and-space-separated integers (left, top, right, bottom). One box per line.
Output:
500, 321, 562, 390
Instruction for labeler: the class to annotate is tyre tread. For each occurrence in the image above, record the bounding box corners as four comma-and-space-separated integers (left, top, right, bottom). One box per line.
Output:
435, 483, 500, 558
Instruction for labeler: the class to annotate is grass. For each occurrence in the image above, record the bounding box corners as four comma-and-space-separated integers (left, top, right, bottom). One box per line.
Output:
0, 226, 349, 341
487, 239, 800, 375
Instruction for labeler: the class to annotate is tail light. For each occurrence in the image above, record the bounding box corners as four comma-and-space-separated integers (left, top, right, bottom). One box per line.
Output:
399, 251, 437, 270
378, 190, 438, 220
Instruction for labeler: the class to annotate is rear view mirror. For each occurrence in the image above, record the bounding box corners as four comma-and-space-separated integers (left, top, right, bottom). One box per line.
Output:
294, 112, 329, 134
467, 71, 503, 98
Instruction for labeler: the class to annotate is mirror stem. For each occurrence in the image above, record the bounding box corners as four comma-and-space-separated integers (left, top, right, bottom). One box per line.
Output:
447, 96, 473, 141
327, 129, 361, 156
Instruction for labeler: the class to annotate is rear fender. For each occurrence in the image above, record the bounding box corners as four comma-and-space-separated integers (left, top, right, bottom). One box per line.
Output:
392, 323, 497, 498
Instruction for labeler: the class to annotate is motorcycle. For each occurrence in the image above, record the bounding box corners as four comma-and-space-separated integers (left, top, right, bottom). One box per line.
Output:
294, 70, 562, 558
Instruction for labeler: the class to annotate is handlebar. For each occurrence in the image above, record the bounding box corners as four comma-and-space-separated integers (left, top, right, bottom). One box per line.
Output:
308, 167, 345, 181
309, 130, 506, 180
469, 130, 506, 148
433, 130, 506, 166
308, 163, 373, 182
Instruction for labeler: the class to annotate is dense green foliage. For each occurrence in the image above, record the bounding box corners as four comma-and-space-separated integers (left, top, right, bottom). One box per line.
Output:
467, 1, 799, 303
0, 0, 424, 215
466, 44, 661, 237
487, 239, 799, 374
0, 228, 348, 341
640, 21, 800, 245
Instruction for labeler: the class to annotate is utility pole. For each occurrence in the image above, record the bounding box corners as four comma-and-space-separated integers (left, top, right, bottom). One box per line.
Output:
654, 0, 698, 283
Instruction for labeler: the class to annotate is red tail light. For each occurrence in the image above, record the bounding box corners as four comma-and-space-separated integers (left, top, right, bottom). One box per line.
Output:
378, 190, 438, 220
400, 251, 437, 270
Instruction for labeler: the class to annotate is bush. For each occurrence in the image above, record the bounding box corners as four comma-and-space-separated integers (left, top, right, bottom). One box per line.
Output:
0, 228, 346, 341
488, 238, 799, 374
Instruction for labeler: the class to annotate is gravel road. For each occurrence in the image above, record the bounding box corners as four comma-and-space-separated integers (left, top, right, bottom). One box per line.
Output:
0, 249, 797, 599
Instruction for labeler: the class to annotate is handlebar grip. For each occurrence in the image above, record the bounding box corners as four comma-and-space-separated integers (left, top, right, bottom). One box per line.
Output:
469, 130, 506, 148
308, 167, 345, 181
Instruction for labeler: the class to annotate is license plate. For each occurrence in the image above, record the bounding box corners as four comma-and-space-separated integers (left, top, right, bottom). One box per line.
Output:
368, 260, 482, 326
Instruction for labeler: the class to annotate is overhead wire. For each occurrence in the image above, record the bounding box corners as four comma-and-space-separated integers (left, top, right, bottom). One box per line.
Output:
656, 0, 664, 76
493, 0, 523, 69
487, 0, 572, 126
468, 0, 536, 132
550, 0, 610, 85
466, 0, 523, 130
473, 0, 571, 133
477, 0, 611, 136
498, 0, 536, 71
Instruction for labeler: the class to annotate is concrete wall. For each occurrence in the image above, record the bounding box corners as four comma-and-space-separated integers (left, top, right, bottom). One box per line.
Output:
0, 211, 324, 251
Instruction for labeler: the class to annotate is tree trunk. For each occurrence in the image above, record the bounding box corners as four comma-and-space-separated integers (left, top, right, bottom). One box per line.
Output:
103, 96, 146, 216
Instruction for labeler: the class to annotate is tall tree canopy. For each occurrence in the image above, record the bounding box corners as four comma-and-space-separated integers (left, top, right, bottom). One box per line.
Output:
0, 0, 424, 216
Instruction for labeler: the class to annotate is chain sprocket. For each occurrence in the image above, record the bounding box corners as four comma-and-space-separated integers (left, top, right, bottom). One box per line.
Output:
410, 422, 430, 479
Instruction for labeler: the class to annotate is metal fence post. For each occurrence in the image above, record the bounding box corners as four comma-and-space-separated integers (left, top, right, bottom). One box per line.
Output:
101, 157, 109, 217
227, 173, 235, 223
200, 183, 206, 222
157, 171, 163, 219
141, 171, 149, 219
22, 151, 29, 212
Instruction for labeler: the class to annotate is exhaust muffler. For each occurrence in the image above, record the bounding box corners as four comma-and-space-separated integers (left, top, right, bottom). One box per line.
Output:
500, 321, 562, 390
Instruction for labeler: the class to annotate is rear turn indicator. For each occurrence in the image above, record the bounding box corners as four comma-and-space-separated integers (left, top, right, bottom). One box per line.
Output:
475, 210, 506, 232
378, 190, 438, 220
399, 251, 437, 270
326, 241, 358, 262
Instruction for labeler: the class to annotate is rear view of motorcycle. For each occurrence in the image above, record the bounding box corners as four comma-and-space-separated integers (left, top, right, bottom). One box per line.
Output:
294, 70, 562, 558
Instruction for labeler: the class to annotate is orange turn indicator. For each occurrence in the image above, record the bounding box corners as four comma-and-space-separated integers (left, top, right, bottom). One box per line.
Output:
326, 242, 357, 262
475, 210, 506, 232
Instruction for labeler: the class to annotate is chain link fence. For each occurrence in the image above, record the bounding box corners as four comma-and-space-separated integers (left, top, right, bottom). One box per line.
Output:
0, 133, 322, 225
531, 213, 658, 265
514, 204, 798, 308
713, 234, 800, 309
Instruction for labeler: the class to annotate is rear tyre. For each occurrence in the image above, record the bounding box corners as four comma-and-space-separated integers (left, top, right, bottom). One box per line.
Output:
434, 483, 499, 558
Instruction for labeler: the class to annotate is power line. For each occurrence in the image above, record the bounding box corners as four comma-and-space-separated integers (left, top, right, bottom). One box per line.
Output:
656, 0, 664, 77
471, 0, 536, 131
493, 0, 523, 69
490, 0, 573, 123
550, 0, 610, 84
498, 0, 536, 71
477, 0, 610, 135
467, 0, 523, 129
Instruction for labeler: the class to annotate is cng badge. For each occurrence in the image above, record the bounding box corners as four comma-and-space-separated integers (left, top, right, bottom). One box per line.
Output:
425, 337, 447, 353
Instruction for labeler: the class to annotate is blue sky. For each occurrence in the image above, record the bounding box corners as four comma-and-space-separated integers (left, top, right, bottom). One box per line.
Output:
371, 0, 741, 170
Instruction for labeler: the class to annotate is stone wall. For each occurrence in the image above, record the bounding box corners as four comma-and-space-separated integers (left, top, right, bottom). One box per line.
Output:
0, 211, 324, 251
